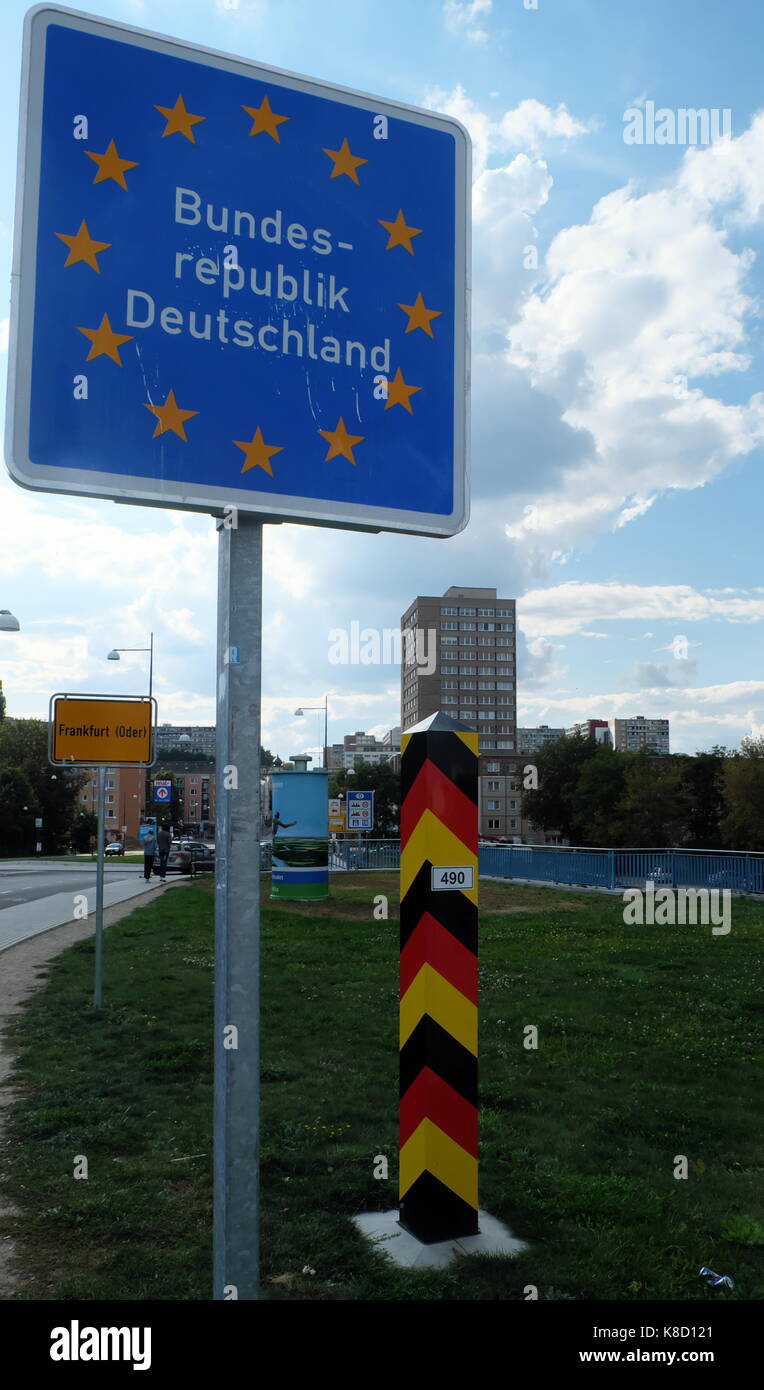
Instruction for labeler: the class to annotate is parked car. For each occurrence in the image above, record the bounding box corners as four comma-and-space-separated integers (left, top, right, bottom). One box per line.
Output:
104, 842, 124, 857
165, 840, 215, 874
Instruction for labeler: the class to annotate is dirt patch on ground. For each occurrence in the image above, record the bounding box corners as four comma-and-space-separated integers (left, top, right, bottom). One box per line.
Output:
0, 881, 187, 1298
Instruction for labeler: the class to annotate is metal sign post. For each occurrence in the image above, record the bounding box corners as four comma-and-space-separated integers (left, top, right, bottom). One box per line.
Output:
214, 514, 263, 1301
94, 765, 106, 1007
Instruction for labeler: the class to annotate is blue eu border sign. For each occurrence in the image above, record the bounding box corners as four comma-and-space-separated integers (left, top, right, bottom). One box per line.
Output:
6, 5, 470, 538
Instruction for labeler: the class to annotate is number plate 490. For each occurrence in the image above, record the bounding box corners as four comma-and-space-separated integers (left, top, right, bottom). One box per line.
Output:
431, 865, 474, 891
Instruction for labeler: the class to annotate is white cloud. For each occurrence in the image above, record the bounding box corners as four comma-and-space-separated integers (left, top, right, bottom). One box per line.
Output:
442, 0, 493, 45
505, 113, 764, 560
499, 99, 594, 153
518, 581, 764, 638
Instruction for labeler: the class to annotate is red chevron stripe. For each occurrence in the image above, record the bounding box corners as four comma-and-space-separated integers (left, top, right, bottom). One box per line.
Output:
400, 912, 478, 1002
400, 1066, 478, 1155
400, 758, 477, 850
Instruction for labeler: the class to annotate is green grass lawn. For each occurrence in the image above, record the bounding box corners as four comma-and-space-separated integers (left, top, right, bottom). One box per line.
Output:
1, 874, 763, 1301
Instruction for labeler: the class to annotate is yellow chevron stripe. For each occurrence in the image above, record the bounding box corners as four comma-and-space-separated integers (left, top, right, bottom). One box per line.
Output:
400, 962, 478, 1054
454, 730, 479, 755
399, 1117, 478, 1208
401, 731, 412, 756
400, 808, 478, 903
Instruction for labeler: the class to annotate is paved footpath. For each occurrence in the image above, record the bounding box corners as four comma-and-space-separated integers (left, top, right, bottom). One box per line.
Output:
0, 868, 171, 953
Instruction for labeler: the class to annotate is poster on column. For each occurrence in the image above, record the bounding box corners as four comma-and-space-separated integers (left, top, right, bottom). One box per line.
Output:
270, 771, 328, 900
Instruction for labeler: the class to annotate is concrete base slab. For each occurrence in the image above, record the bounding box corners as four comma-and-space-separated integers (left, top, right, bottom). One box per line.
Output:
352, 1208, 527, 1269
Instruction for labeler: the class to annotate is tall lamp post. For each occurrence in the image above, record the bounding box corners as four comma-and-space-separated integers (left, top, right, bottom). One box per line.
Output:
107, 632, 155, 831
294, 696, 329, 769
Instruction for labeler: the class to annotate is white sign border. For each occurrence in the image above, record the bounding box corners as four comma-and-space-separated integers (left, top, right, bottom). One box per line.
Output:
6, 4, 470, 539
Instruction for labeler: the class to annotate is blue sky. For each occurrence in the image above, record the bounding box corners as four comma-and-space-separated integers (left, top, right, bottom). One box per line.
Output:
2, 0, 764, 760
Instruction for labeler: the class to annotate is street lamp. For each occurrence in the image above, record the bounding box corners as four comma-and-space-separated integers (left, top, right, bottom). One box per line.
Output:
0, 610, 20, 632
294, 696, 329, 769
107, 630, 154, 700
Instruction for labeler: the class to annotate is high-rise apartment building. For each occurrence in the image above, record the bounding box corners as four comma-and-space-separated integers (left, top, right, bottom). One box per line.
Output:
612, 716, 670, 755
400, 586, 517, 754
567, 719, 612, 745
326, 729, 400, 769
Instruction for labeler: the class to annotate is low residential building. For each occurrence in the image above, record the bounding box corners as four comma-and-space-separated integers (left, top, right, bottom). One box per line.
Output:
567, 719, 612, 745
516, 725, 566, 755
326, 730, 397, 769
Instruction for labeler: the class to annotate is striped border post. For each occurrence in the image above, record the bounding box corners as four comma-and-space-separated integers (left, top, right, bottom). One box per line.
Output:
399, 711, 479, 1243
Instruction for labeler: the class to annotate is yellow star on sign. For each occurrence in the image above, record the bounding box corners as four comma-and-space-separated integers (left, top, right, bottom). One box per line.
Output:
234, 426, 284, 476
322, 137, 367, 185
77, 314, 134, 365
86, 139, 139, 190
145, 389, 198, 441
155, 94, 206, 143
55, 219, 111, 272
318, 417, 365, 464
242, 95, 290, 142
378, 208, 422, 254
384, 367, 421, 414
398, 291, 443, 338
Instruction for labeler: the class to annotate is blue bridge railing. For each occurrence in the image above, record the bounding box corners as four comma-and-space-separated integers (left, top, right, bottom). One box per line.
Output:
477, 845, 764, 895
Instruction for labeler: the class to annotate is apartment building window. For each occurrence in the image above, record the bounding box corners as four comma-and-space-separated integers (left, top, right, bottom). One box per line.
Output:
486, 762, 500, 772
488, 818, 500, 830
510, 819, 518, 829
496, 623, 514, 631
442, 664, 458, 674
509, 799, 517, 809
106, 794, 114, 803
486, 780, 500, 791
478, 637, 495, 647
459, 622, 476, 631
459, 608, 476, 616
496, 609, 514, 617
496, 637, 513, 647
459, 636, 476, 646
478, 622, 495, 632
106, 779, 115, 789
497, 681, 514, 690
441, 606, 457, 615
442, 695, 458, 704
496, 695, 513, 705
478, 711, 495, 720
486, 799, 500, 810
461, 709, 476, 719
460, 680, 476, 689
441, 621, 457, 630
441, 680, 458, 689
479, 695, 496, 705
497, 666, 513, 675
442, 636, 458, 646
497, 740, 515, 749
477, 608, 494, 617
459, 665, 476, 675
479, 681, 495, 690
478, 665, 494, 675
497, 724, 514, 734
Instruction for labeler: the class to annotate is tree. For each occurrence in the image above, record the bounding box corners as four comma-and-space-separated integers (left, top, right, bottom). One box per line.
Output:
329, 760, 400, 836
0, 683, 6, 723
70, 809, 98, 853
0, 718, 85, 855
611, 752, 687, 848
720, 737, 764, 849
569, 747, 629, 845
260, 746, 276, 768
680, 746, 728, 848
521, 733, 598, 842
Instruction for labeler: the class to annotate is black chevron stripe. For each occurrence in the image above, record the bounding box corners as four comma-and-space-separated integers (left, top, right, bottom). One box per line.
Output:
400, 1015, 478, 1104
400, 860, 478, 953
401, 735, 478, 806
399, 1171, 479, 1243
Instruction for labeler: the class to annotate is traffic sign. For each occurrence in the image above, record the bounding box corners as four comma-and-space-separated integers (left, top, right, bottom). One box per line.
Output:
49, 693, 155, 767
328, 797, 346, 832
6, 6, 469, 537
346, 789, 373, 830
153, 778, 172, 803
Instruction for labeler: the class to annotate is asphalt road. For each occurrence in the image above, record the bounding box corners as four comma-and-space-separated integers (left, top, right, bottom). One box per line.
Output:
0, 863, 145, 909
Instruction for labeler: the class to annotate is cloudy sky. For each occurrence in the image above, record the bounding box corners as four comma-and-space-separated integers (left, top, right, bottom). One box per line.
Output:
2, 0, 764, 760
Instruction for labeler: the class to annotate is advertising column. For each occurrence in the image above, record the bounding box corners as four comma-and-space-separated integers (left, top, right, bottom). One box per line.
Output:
270, 756, 329, 900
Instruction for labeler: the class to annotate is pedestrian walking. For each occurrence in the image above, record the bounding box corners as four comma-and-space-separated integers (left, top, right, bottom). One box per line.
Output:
142, 827, 158, 882
156, 823, 172, 881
